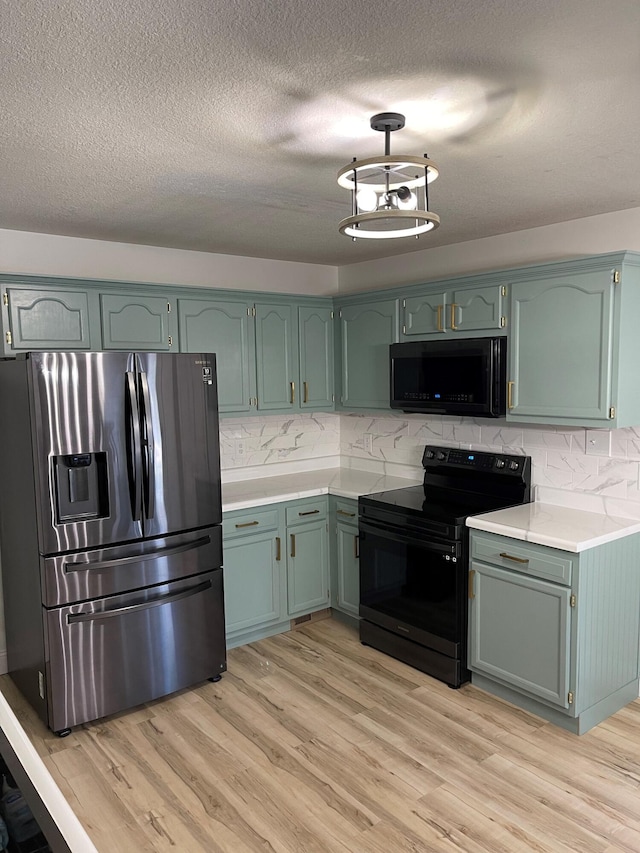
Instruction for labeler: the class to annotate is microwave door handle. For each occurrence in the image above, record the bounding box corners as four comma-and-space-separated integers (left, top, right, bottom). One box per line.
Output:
139, 370, 156, 520
125, 371, 143, 521
67, 579, 212, 623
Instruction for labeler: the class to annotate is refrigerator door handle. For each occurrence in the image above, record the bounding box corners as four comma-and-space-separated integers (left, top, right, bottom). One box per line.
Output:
63, 535, 212, 573
125, 370, 143, 521
67, 579, 213, 623
138, 370, 156, 520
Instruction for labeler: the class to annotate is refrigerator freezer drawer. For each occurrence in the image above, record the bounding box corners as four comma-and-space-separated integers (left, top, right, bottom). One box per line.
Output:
44, 569, 226, 732
41, 525, 223, 606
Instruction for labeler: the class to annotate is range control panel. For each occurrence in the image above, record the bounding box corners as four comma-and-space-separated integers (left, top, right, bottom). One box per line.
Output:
422, 445, 527, 474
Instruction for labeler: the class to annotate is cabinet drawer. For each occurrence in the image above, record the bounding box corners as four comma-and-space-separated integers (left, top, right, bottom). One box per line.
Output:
223, 508, 280, 539
285, 498, 328, 526
334, 498, 358, 523
471, 533, 574, 585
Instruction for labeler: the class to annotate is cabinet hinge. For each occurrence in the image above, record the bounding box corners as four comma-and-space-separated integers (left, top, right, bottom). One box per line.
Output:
609, 406, 616, 419
5, 331, 12, 345
330, 310, 334, 319
168, 335, 173, 347
167, 302, 171, 313
252, 306, 256, 317
402, 324, 406, 334
500, 316, 506, 328
332, 393, 335, 402
2, 292, 7, 306
402, 299, 406, 308
613, 269, 620, 284
339, 309, 342, 319
247, 307, 251, 316
568, 691, 574, 705
501, 285, 507, 297
570, 594, 576, 607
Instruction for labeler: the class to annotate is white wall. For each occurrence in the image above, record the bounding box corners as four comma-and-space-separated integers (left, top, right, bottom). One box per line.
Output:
0, 228, 339, 296
338, 207, 640, 293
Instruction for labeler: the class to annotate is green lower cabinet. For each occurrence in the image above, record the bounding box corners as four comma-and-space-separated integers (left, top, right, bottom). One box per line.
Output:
468, 529, 640, 734
330, 497, 360, 619
287, 515, 330, 617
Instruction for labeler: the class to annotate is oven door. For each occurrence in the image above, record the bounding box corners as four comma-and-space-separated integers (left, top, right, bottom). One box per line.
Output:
359, 517, 466, 662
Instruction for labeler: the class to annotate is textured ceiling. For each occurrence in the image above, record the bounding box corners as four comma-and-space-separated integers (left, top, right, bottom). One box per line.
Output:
1, 0, 639, 266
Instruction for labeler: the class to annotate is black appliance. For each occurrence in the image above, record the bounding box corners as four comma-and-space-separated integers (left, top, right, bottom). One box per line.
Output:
390, 336, 507, 417
0, 351, 226, 736
358, 445, 531, 687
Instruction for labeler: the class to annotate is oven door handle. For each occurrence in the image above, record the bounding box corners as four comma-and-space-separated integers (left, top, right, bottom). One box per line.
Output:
359, 520, 458, 555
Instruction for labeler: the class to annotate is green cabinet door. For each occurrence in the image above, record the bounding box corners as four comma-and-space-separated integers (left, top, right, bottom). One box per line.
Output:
255, 304, 296, 411
451, 285, 505, 332
336, 519, 360, 617
223, 529, 283, 636
402, 292, 448, 336
101, 294, 172, 350
340, 300, 399, 409
508, 270, 614, 422
4, 287, 92, 351
287, 518, 329, 616
298, 305, 334, 409
469, 561, 571, 708
178, 299, 255, 414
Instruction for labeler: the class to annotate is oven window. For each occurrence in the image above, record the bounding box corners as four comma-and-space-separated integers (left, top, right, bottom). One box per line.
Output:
360, 529, 460, 642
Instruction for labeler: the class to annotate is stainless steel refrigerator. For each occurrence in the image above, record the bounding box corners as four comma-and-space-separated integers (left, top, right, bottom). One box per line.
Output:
0, 351, 226, 735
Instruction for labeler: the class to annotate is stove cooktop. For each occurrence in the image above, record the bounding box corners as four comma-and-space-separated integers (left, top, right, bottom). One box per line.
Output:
360, 484, 514, 526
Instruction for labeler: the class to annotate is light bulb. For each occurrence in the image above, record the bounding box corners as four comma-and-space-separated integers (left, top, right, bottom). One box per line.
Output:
398, 190, 417, 210
356, 188, 378, 212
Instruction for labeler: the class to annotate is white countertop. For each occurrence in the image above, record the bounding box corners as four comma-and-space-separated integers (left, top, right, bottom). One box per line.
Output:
222, 467, 421, 511
467, 502, 640, 552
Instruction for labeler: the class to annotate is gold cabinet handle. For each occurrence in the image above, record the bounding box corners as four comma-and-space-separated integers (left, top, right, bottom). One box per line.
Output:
275, 536, 281, 561
354, 534, 359, 559
235, 520, 259, 528
436, 304, 444, 332
450, 303, 459, 330
290, 533, 296, 558
499, 552, 529, 564
303, 381, 308, 404
468, 569, 475, 599
337, 509, 356, 517
290, 381, 295, 404
507, 380, 515, 410
298, 509, 320, 516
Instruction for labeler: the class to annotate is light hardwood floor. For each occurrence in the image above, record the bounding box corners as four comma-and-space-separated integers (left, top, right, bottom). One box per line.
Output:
3, 617, 640, 852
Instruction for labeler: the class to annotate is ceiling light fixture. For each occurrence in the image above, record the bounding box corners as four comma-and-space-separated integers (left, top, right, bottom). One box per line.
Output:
337, 112, 440, 240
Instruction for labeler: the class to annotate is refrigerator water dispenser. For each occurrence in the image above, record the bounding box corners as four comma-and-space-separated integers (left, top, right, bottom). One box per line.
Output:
53, 453, 109, 522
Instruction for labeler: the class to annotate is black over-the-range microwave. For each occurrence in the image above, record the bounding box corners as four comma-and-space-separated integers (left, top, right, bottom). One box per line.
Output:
390, 336, 507, 418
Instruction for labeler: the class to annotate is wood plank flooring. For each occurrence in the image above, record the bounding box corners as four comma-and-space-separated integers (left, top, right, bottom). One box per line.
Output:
4, 617, 640, 852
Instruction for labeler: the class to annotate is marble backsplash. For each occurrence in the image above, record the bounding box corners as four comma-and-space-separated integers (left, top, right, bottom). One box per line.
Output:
218, 411, 640, 519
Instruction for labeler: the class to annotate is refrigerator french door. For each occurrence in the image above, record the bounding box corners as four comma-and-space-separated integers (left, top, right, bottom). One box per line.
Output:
0, 351, 226, 734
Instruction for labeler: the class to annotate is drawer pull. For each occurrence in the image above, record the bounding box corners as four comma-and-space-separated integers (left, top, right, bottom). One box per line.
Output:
235, 520, 259, 528
298, 509, 320, 516
337, 509, 356, 517
290, 534, 296, 558
275, 536, 281, 561
499, 552, 529, 564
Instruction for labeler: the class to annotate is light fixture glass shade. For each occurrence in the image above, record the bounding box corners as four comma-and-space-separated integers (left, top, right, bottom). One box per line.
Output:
337, 113, 440, 240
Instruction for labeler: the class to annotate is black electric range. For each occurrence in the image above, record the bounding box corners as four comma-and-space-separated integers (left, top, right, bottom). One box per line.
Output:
358, 445, 532, 687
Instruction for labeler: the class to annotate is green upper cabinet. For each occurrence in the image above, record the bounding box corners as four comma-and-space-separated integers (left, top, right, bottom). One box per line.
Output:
100, 294, 174, 350
338, 299, 399, 409
178, 298, 256, 414
506, 252, 640, 428
255, 303, 296, 411
401, 284, 505, 338
3, 287, 92, 352
298, 305, 334, 409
